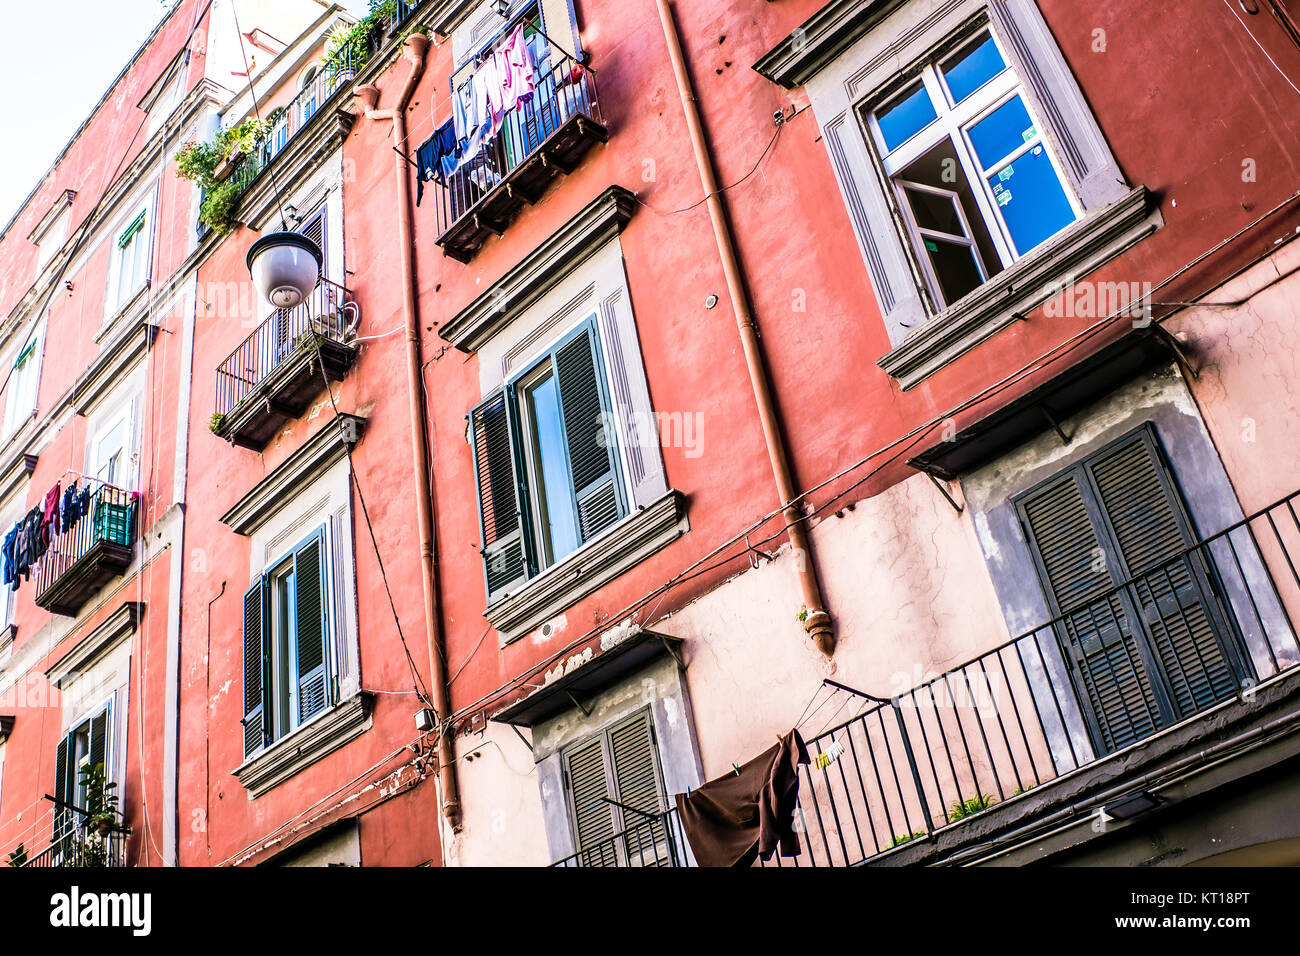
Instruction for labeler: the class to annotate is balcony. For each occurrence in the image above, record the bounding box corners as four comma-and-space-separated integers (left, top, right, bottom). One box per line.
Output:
551, 807, 691, 867
13, 827, 128, 869
212, 280, 358, 450
429, 46, 607, 262
759, 491, 1300, 866
34, 483, 138, 617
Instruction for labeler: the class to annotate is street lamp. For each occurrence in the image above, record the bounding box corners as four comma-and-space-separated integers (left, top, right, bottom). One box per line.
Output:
245, 230, 322, 309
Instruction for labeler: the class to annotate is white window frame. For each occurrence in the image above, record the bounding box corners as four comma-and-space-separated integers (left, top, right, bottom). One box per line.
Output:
104, 191, 157, 322
86, 395, 139, 491
2, 320, 45, 439
867, 26, 1084, 305
793, 0, 1148, 381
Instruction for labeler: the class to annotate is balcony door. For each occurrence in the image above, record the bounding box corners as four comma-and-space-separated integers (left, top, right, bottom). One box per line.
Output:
1015, 427, 1247, 756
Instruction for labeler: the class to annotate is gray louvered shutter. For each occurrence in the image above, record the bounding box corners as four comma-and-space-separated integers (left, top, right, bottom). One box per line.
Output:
242, 578, 270, 757
1021, 475, 1163, 753
608, 713, 670, 867
566, 738, 619, 867
1088, 436, 1237, 717
471, 393, 528, 603
88, 707, 108, 774
55, 736, 71, 838
555, 326, 623, 544
293, 529, 330, 724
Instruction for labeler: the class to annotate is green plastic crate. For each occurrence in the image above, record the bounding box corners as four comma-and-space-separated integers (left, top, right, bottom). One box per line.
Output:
92, 500, 135, 547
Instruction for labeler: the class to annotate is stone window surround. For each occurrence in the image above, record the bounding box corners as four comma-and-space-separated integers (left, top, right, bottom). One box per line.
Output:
448, 186, 686, 645
531, 649, 703, 865
220, 416, 367, 797
957, 366, 1291, 769
761, 0, 1160, 389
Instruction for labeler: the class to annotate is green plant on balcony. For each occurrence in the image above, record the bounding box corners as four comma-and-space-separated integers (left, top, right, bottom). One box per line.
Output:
174, 117, 270, 235
886, 830, 926, 849
209, 412, 226, 434
949, 792, 996, 821
324, 0, 399, 83
6, 843, 26, 867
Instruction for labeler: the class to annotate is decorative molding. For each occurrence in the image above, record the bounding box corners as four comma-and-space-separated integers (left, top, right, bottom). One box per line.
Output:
73, 313, 161, 415
428, 0, 485, 38
440, 186, 638, 352
46, 602, 144, 689
878, 186, 1159, 389
239, 110, 356, 233
27, 190, 76, 245
753, 0, 909, 89
488, 490, 689, 644
235, 692, 373, 799
220, 415, 366, 535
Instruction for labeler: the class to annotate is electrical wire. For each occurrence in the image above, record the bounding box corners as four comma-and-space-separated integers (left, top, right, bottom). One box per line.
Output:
1223, 0, 1300, 95
446, 191, 1300, 726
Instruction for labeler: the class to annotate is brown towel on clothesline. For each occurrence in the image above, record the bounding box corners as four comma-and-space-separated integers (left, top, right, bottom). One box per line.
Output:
674, 728, 810, 867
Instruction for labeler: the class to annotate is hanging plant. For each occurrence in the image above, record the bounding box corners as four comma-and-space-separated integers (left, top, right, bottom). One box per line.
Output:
174, 117, 270, 235
323, 1, 400, 83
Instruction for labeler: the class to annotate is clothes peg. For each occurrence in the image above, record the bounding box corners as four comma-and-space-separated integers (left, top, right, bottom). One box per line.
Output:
731, 763, 741, 776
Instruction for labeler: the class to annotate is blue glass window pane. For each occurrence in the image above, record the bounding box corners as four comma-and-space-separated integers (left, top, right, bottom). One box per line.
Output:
527, 373, 580, 563
942, 35, 1006, 103
988, 145, 1075, 255
876, 83, 938, 152
968, 95, 1036, 170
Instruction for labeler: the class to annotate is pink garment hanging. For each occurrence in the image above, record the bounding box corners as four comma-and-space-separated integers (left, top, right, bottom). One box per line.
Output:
495, 24, 536, 113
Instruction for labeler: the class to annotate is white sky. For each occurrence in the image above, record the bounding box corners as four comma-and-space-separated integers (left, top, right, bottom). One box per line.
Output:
0, 0, 371, 231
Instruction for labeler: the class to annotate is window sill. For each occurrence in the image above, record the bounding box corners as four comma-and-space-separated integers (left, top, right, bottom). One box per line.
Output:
488, 490, 689, 645
877, 186, 1158, 390
234, 692, 372, 799
95, 282, 150, 345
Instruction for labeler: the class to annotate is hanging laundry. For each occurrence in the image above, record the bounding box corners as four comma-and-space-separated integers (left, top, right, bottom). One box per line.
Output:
41, 482, 60, 546
2, 523, 17, 588
415, 120, 460, 206
76, 484, 91, 525
61, 482, 78, 533
674, 729, 810, 867
495, 24, 536, 113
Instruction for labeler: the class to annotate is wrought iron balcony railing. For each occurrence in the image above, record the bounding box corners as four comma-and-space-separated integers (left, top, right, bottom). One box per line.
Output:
429, 40, 607, 262
761, 490, 1300, 867
34, 482, 138, 617
212, 278, 358, 450
14, 828, 129, 869
550, 807, 690, 867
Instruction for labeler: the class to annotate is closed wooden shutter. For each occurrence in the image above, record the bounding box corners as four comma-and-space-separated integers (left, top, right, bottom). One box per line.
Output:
242, 578, 270, 757
1023, 472, 1162, 752
1019, 428, 1242, 755
564, 711, 669, 867
1089, 436, 1238, 716
472, 392, 529, 603
88, 708, 108, 774
555, 325, 623, 544
293, 529, 331, 725
566, 737, 619, 866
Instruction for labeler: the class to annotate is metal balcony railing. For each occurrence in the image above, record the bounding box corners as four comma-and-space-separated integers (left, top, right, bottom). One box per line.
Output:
759, 491, 1300, 867
15, 828, 129, 869
429, 39, 606, 261
550, 807, 690, 867
33, 482, 138, 616
214, 279, 356, 418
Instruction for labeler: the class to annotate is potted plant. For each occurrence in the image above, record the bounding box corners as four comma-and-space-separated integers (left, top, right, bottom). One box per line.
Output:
174, 118, 269, 234
79, 762, 123, 839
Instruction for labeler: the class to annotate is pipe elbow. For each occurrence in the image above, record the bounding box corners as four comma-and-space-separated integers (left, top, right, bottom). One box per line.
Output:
803, 610, 836, 658
353, 83, 380, 113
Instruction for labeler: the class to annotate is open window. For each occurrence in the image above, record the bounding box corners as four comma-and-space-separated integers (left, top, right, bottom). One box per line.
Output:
242, 525, 333, 758
471, 319, 625, 604
54, 701, 113, 839
2, 321, 44, 438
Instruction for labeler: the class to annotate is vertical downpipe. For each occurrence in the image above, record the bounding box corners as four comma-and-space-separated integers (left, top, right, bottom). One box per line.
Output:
656, 0, 836, 656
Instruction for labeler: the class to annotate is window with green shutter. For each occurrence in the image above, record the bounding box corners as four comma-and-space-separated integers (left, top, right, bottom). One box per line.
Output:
1015, 426, 1248, 756
241, 525, 333, 757
470, 318, 626, 604
561, 710, 674, 867
55, 702, 112, 838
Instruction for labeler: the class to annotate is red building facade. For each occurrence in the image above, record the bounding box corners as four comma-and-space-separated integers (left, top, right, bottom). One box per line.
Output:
1, 0, 1299, 867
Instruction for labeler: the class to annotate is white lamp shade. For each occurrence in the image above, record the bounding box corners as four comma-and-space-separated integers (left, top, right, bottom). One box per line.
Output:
246, 231, 322, 309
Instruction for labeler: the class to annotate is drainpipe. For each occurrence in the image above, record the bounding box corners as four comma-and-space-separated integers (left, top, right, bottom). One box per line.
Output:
656, 0, 835, 657
356, 34, 461, 824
